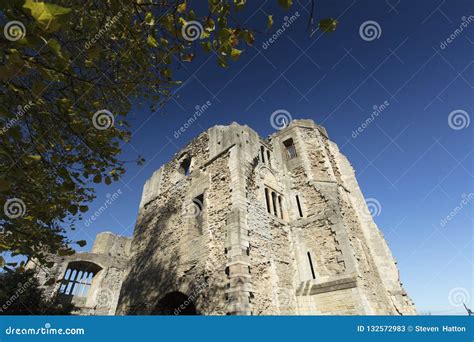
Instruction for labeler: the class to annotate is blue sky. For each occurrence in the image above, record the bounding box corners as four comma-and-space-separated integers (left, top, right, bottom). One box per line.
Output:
71, 0, 473, 315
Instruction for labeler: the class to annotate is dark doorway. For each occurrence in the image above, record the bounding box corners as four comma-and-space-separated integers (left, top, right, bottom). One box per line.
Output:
152, 292, 198, 315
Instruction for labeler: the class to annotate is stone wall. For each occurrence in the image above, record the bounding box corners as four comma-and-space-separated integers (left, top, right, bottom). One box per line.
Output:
116, 130, 232, 315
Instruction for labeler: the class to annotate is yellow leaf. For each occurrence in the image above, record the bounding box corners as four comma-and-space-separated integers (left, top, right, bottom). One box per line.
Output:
278, 0, 293, 10
23, 0, 72, 31
231, 48, 242, 61
177, 1, 187, 13
145, 12, 155, 26
267, 15, 273, 29
147, 35, 158, 48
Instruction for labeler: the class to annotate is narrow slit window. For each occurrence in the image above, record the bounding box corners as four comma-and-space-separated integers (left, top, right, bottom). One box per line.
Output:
283, 138, 297, 160
307, 252, 316, 280
266, 150, 271, 167
296, 195, 303, 218
260, 146, 265, 164
76, 271, 89, 297
278, 196, 284, 219
71, 271, 83, 295
271, 191, 278, 217
191, 194, 205, 235
265, 188, 271, 213
193, 194, 204, 214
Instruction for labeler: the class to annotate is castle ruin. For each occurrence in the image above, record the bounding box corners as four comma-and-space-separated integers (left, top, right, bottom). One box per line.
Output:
31, 119, 416, 315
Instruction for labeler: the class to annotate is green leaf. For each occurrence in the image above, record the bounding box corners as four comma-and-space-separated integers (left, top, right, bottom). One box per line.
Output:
23, 155, 41, 164
69, 205, 78, 215
217, 55, 228, 68
243, 30, 255, 46
319, 18, 338, 32
278, 0, 293, 10
161, 68, 172, 78
201, 41, 212, 53
47, 39, 65, 59
23, 0, 72, 31
76, 240, 87, 247
93, 174, 102, 183
79, 205, 88, 213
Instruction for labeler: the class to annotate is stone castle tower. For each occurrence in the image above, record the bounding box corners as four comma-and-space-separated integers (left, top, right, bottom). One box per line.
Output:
32, 119, 415, 315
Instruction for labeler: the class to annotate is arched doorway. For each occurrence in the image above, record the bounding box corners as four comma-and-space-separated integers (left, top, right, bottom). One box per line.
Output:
152, 291, 198, 315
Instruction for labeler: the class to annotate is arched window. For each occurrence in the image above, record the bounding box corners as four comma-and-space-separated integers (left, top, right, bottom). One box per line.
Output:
264, 188, 271, 213
271, 191, 278, 217
264, 187, 286, 220
59, 261, 102, 298
278, 196, 284, 219
283, 138, 297, 160
179, 157, 192, 176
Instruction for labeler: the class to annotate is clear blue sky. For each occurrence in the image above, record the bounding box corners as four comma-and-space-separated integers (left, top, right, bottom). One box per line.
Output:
72, 0, 473, 315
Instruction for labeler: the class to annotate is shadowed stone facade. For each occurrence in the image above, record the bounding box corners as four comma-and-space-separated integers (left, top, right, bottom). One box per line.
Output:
32, 119, 416, 315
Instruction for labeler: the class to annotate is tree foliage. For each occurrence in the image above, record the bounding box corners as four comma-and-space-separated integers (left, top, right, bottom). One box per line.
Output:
0, 0, 335, 264
0, 267, 74, 314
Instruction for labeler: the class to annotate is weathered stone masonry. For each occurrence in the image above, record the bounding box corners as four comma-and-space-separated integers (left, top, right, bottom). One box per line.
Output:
32, 119, 416, 315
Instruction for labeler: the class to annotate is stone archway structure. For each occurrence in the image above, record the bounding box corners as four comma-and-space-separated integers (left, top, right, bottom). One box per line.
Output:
152, 291, 198, 315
